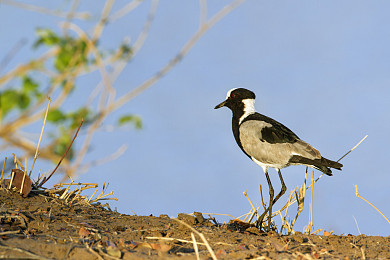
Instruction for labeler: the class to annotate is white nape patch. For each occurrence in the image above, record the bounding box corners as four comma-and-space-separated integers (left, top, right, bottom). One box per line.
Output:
225, 88, 238, 99
239, 98, 256, 124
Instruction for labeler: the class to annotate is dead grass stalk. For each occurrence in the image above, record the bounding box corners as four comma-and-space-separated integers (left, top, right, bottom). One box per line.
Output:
29, 97, 51, 176
173, 218, 217, 260
355, 185, 390, 225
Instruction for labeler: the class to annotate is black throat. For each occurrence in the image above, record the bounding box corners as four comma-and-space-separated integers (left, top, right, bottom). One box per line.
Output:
230, 103, 250, 158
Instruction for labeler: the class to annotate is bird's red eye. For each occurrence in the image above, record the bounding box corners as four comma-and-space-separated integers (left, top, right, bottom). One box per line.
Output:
230, 93, 235, 98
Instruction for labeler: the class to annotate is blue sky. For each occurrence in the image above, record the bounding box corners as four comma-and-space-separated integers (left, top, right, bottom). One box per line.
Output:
1, 1, 390, 236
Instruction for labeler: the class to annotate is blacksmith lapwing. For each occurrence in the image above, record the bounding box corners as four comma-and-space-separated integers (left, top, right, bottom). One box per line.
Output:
215, 88, 342, 230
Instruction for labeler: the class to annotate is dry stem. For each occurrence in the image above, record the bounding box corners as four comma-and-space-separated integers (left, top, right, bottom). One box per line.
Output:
173, 218, 217, 260
29, 97, 51, 176
355, 185, 390, 225
38, 119, 83, 187
304, 171, 315, 234
191, 232, 200, 260
0, 157, 6, 181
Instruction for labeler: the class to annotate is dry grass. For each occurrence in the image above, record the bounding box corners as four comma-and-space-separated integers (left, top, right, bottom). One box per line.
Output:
172, 218, 217, 260
355, 185, 390, 225
0, 98, 117, 208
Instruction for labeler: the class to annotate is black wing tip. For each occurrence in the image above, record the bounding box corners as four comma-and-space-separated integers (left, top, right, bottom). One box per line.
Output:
318, 163, 343, 176
317, 166, 333, 176
289, 155, 343, 176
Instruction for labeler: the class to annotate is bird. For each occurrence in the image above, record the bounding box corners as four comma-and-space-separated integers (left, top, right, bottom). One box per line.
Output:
214, 88, 342, 231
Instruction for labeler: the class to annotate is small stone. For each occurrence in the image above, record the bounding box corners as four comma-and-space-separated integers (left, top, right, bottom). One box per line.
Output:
177, 213, 197, 225
193, 212, 205, 224
246, 227, 262, 235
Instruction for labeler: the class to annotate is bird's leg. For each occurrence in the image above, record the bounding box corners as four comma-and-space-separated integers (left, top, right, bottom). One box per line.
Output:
256, 169, 274, 231
265, 170, 274, 231
272, 169, 287, 205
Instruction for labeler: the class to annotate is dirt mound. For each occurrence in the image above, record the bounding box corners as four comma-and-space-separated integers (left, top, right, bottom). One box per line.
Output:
0, 189, 389, 259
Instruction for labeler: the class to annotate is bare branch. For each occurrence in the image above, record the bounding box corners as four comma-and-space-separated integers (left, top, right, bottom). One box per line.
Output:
199, 0, 208, 26
92, 0, 115, 41
109, 0, 142, 22
0, 0, 90, 19
108, 0, 245, 114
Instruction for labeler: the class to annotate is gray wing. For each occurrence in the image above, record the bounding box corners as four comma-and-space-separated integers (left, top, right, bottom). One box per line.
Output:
239, 118, 321, 167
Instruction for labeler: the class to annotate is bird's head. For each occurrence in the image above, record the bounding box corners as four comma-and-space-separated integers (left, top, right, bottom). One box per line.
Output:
214, 88, 256, 112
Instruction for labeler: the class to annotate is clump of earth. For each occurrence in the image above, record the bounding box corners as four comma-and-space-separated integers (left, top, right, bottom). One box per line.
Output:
1, 189, 389, 259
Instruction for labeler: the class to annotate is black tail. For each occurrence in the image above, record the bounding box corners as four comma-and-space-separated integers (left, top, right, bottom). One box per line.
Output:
289, 155, 343, 176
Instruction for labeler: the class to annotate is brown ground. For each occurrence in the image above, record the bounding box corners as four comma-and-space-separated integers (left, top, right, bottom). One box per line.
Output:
1, 188, 389, 259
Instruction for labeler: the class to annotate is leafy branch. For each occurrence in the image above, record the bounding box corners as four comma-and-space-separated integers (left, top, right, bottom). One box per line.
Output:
0, 0, 244, 182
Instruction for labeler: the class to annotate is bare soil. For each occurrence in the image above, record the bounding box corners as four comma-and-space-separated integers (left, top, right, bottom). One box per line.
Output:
1, 189, 389, 259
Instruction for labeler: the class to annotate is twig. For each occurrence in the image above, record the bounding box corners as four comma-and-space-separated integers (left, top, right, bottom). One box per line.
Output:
305, 171, 315, 235
133, 0, 159, 55
53, 182, 98, 188
352, 215, 362, 235
173, 218, 217, 260
355, 185, 390, 225
38, 119, 83, 187
59, 180, 75, 200
0, 0, 89, 19
8, 170, 15, 189
12, 153, 19, 169
191, 232, 200, 260
97, 247, 121, 260
20, 158, 27, 194
279, 187, 297, 234
338, 135, 368, 163
197, 212, 237, 219
145, 236, 206, 246
87, 187, 99, 203
62, 0, 81, 36
107, 0, 245, 114
350, 242, 366, 260
109, 0, 142, 22
29, 97, 51, 176
89, 191, 118, 203
290, 171, 307, 230
78, 144, 127, 174
0, 48, 58, 87
0, 244, 53, 260
0, 157, 6, 181
0, 230, 20, 235
199, 0, 208, 26
245, 208, 253, 222
86, 244, 104, 260
92, 0, 115, 41
243, 190, 258, 220
64, 245, 77, 260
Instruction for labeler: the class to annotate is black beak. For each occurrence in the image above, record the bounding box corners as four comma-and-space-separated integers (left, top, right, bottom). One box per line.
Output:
214, 100, 227, 109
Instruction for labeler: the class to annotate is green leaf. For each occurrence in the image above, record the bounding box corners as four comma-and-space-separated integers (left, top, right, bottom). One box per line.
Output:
55, 38, 88, 72
118, 114, 142, 129
22, 76, 39, 93
47, 109, 67, 123
17, 93, 30, 110
0, 89, 19, 115
69, 107, 91, 128
34, 28, 60, 48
